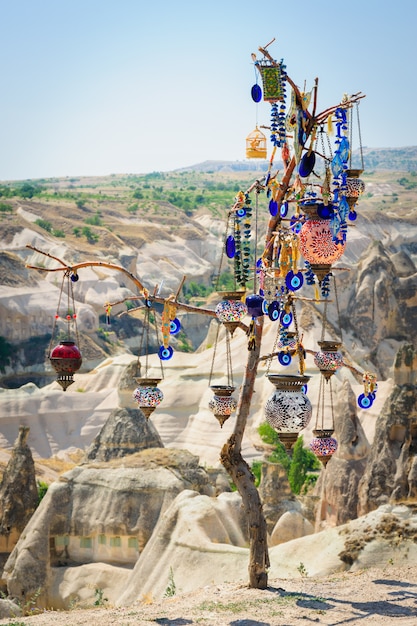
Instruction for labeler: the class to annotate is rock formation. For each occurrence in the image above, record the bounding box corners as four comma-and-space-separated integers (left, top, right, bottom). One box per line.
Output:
85, 406, 163, 462
0, 426, 38, 558
2, 448, 217, 609
358, 344, 417, 514
315, 380, 370, 529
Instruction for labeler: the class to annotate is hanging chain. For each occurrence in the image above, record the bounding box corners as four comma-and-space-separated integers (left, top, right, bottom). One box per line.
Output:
225, 329, 234, 387
291, 301, 305, 375
208, 322, 221, 386
253, 185, 260, 293
332, 275, 343, 343
329, 376, 335, 431
69, 272, 80, 347
315, 372, 325, 430
215, 211, 235, 292
320, 298, 328, 342
356, 101, 364, 170
265, 321, 282, 377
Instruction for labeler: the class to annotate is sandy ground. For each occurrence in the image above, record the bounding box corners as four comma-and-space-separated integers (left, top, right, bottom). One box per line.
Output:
1, 565, 416, 626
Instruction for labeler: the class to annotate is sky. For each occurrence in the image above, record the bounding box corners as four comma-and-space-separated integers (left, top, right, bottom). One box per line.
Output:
0, 0, 416, 181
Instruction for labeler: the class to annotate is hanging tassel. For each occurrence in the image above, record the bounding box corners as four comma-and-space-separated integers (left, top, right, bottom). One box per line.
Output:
327, 114, 334, 136
247, 319, 256, 351
105, 304, 112, 326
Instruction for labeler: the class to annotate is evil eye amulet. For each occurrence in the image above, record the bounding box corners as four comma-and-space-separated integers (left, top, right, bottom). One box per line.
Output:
278, 351, 292, 366
285, 270, 304, 292
268, 301, 280, 321
357, 393, 373, 409
159, 345, 174, 361
170, 318, 181, 335
280, 311, 293, 327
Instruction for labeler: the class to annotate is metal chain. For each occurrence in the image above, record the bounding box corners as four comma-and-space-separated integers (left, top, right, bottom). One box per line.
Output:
291, 301, 305, 375
332, 275, 343, 343
208, 321, 221, 386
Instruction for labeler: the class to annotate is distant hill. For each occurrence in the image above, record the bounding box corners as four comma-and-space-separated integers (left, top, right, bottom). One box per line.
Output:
177, 146, 417, 174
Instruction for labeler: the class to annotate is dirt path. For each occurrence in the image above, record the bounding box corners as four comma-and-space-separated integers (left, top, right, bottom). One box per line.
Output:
1, 565, 417, 625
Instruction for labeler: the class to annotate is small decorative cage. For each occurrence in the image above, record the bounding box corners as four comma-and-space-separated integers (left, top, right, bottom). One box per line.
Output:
246, 127, 267, 159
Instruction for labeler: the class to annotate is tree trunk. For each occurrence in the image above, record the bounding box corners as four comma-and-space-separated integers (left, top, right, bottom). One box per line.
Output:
220, 315, 270, 588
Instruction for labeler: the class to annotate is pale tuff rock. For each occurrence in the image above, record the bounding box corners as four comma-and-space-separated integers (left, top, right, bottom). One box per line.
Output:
2, 448, 216, 609
0, 426, 38, 555
270, 510, 314, 546
315, 380, 370, 530
358, 345, 417, 514
85, 407, 163, 462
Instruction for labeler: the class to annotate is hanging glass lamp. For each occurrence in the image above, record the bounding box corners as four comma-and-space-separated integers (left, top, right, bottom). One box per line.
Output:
208, 385, 237, 427
299, 203, 346, 282
215, 291, 247, 335
49, 340, 82, 391
264, 374, 312, 449
313, 340, 343, 379
133, 377, 164, 419
309, 429, 338, 467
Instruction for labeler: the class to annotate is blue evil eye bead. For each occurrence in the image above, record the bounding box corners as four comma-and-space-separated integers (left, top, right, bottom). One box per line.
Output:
245, 293, 264, 317
301, 384, 308, 394
278, 351, 292, 366
317, 204, 334, 219
251, 84, 262, 103
268, 300, 280, 321
145, 299, 152, 308
357, 393, 373, 409
236, 207, 246, 217
280, 310, 293, 327
348, 210, 357, 221
169, 318, 181, 335
226, 235, 235, 258
159, 345, 174, 361
269, 199, 278, 217
280, 202, 289, 218
285, 270, 304, 292
70, 272, 79, 282
298, 151, 316, 177
290, 215, 302, 233
262, 299, 269, 314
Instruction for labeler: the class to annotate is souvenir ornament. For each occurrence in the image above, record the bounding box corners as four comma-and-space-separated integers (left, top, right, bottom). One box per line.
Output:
264, 374, 312, 449
313, 341, 343, 379
49, 341, 82, 391
246, 127, 267, 159
49, 269, 82, 391
358, 371, 378, 409
209, 385, 238, 427
299, 203, 346, 282
215, 291, 247, 335
133, 378, 164, 419
246, 293, 265, 318
309, 429, 338, 467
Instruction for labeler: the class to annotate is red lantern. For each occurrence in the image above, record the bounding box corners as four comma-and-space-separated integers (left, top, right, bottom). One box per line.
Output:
299, 204, 346, 281
49, 340, 82, 391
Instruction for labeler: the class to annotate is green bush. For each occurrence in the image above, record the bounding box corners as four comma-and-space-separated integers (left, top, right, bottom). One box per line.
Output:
257, 422, 320, 494
0, 201, 13, 213
37, 480, 49, 505
0, 336, 12, 373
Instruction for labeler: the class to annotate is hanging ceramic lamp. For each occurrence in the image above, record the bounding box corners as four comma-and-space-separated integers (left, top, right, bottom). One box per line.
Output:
345, 169, 365, 209
49, 340, 82, 391
313, 341, 343, 380
215, 291, 247, 335
209, 385, 237, 427
309, 429, 338, 467
133, 378, 164, 419
264, 374, 312, 449
299, 203, 346, 282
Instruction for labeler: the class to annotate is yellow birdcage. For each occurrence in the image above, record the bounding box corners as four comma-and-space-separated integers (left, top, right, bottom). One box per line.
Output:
246, 126, 267, 159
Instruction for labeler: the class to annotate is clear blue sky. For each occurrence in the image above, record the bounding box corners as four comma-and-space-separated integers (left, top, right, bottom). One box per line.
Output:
0, 0, 416, 181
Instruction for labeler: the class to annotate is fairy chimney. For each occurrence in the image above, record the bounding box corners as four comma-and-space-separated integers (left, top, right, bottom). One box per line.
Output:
0, 426, 38, 554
